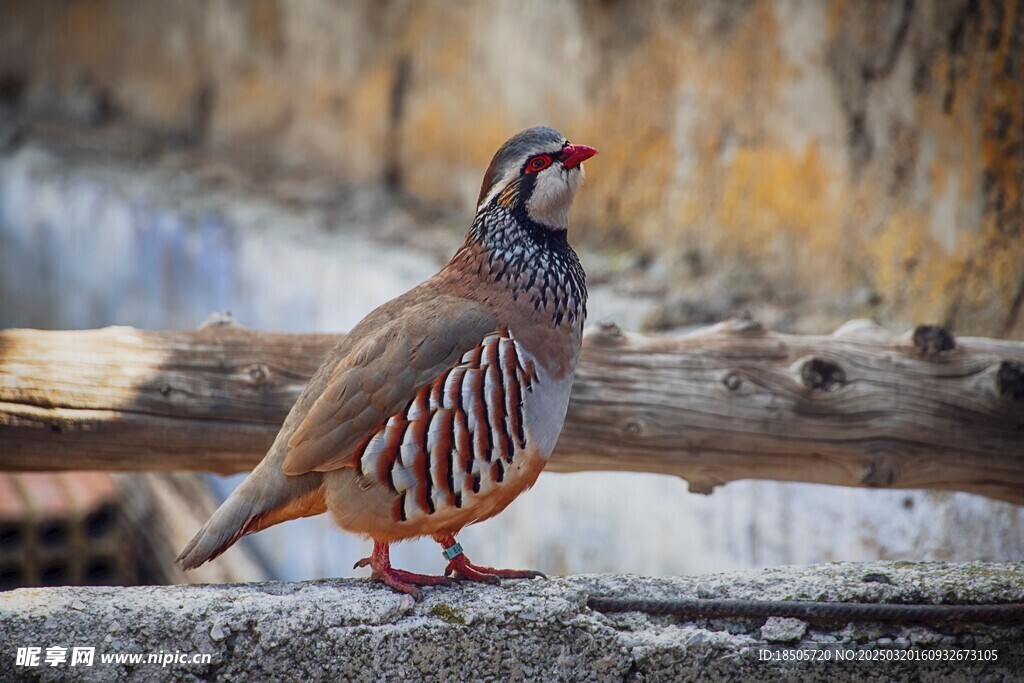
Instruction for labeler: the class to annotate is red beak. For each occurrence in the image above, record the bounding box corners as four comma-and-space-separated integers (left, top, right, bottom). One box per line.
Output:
561, 144, 598, 169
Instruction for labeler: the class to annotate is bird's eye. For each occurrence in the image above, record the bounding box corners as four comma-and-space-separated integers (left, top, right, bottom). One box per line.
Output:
526, 155, 552, 173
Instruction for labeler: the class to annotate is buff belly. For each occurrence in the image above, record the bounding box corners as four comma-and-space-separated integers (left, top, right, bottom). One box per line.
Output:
324, 445, 548, 542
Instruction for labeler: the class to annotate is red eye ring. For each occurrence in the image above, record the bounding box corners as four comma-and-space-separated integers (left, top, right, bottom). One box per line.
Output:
526, 155, 552, 173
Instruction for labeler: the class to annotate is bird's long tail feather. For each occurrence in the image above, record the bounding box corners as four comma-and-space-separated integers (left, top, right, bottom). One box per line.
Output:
177, 468, 325, 570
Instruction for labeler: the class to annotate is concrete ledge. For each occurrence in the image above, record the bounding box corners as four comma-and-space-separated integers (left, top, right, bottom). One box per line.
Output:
2, 562, 1022, 682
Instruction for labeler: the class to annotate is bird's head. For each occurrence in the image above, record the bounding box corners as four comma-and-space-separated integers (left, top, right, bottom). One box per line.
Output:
476, 126, 597, 230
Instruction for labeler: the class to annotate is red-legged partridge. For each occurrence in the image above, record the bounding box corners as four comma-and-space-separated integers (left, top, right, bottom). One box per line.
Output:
178, 126, 597, 595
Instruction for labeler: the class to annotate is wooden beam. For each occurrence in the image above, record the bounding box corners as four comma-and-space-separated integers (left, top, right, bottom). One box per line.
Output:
1, 318, 1022, 503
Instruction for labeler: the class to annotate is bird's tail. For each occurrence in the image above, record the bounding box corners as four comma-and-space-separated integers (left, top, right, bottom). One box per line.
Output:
176, 464, 325, 570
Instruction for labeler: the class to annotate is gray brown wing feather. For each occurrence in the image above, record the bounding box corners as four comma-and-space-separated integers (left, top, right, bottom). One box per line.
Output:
282, 297, 498, 475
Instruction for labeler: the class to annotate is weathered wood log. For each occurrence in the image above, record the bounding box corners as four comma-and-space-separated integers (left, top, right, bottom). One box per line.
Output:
1, 318, 1022, 503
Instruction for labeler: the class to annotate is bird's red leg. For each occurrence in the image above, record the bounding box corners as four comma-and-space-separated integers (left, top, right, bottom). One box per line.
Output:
353, 540, 451, 597
434, 534, 546, 582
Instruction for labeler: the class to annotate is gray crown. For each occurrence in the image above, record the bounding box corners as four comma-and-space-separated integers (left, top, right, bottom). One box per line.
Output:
477, 126, 567, 205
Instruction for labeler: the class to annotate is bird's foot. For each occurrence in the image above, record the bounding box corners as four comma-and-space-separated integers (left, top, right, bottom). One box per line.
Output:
374, 566, 452, 597
433, 535, 546, 584
444, 554, 546, 583
355, 543, 452, 598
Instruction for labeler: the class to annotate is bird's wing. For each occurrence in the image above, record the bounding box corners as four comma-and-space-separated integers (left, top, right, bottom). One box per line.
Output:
282, 297, 498, 476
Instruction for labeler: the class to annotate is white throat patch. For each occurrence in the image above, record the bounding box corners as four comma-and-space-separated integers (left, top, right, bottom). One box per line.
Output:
526, 165, 585, 230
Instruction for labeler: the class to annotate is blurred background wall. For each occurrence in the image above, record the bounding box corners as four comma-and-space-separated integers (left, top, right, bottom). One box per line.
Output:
0, 0, 1021, 582
1, 0, 1021, 336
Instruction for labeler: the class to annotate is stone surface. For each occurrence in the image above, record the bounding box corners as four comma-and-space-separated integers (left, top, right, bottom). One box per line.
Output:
1, 562, 1023, 681
760, 617, 809, 643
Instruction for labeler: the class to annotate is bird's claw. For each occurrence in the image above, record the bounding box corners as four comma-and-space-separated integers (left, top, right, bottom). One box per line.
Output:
446, 563, 500, 584
363, 566, 452, 598
513, 569, 547, 580
354, 548, 453, 597
373, 568, 451, 598
444, 555, 544, 583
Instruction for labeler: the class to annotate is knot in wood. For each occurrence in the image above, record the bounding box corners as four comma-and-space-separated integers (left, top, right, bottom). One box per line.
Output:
722, 372, 743, 391
996, 361, 1024, 402
861, 457, 895, 486
246, 363, 270, 384
624, 420, 644, 436
158, 384, 173, 397
800, 358, 846, 392
912, 325, 956, 354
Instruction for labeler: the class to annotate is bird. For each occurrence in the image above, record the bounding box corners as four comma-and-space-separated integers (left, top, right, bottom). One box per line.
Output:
177, 126, 596, 596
